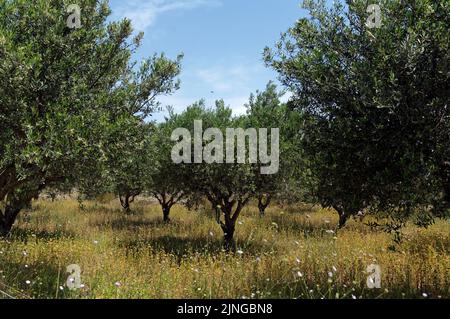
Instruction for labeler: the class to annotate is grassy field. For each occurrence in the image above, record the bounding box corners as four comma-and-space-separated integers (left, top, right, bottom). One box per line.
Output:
0, 198, 448, 299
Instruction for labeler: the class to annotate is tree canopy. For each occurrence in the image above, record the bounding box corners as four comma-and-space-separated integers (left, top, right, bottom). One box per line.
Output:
265, 0, 449, 229
0, 0, 181, 235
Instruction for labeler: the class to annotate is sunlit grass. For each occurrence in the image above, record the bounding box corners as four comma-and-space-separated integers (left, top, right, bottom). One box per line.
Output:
0, 198, 448, 299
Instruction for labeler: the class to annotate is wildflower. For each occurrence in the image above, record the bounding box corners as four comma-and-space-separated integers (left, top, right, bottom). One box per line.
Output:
25, 280, 31, 285
115, 281, 122, 287
328, 271, 333, 278
255, 257, 261, 263
93, 240, 99, 245
237, 250, 244, 255
296, 258, 301, 264
297, 271, 303, 278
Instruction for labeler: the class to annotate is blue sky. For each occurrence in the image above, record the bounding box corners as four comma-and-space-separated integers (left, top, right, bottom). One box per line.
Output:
109, 0, 306, 121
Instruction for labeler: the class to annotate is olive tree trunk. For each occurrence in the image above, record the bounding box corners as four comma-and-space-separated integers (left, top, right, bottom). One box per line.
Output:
0, 206, 21, 237
257, 194, 272, 217
162, 203, 172, 223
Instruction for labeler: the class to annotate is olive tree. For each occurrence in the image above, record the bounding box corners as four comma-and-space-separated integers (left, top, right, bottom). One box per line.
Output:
265, 0, 449, 229
245, 82, 306, 216
105, 120, 155, 213
147, 111, 187, 222
171, 101, 280, 249
0, 0, 181, 236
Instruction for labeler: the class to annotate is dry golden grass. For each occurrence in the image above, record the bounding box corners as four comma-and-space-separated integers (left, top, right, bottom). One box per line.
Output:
0, 198, 448, 299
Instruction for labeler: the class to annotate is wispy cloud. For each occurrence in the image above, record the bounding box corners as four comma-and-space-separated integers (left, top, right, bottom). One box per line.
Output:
193, 63, 265, 115
195, 64, 260, 94
112, 0, 222, 31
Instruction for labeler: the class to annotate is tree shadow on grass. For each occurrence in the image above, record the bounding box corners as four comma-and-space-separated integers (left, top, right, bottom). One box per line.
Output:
92, 216, 177, 231
8, 227, 76, 243
117, 235, 270, 261
269, 214, 382, 239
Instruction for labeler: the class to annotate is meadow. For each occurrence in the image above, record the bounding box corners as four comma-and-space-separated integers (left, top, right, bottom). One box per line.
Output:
0, 197, 448, 299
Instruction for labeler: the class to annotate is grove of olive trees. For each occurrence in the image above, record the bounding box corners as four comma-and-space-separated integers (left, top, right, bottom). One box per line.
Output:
0, 0, 448, 301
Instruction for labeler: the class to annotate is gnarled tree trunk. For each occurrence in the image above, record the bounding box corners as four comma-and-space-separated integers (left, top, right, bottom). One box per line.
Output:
0, 192, 36, 238
218, 201, 246, 251
257, 194, 271, 217
333, 205, 349, 229
221, 218, 236, 251
0, 206, 21, 237
119, 191, 138, 214
162, 203, 171, 223
119, 195, 131, 213
338, 213, 349, 229
153, 191, 184, 223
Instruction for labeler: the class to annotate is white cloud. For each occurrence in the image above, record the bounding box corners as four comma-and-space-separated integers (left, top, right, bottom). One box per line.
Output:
157, 95, 198, 113
224, 96, 249, 116
193, 63, 267, 115
195, 64, 260, 94
112, 0, 222, 31
152, 62, 274, 120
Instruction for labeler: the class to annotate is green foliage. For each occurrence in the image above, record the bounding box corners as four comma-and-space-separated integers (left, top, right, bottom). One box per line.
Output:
0, 0, 181, 234
168, 101, 256, 247
245, 82, 307, 213
146, 111, 188, 221
265, 0, 450, 230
